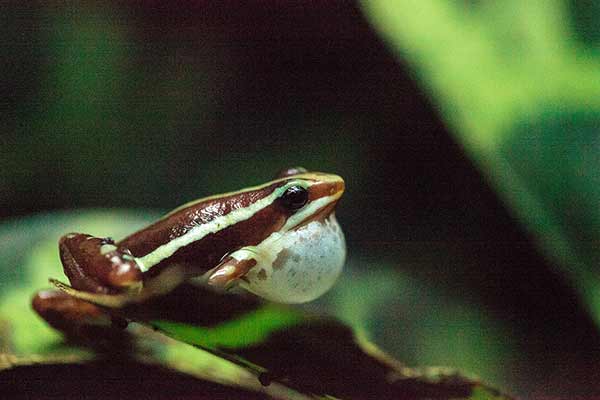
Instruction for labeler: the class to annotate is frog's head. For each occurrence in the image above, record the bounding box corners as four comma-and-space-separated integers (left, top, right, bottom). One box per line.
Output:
270, 167, 345, 230
230, 167, 347, 303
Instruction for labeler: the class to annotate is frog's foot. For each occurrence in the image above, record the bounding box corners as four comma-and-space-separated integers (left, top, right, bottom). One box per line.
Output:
59, 233, 143, 294
49, 278, 133, 308
32, 289, 112, 336
207, 248, 259, 288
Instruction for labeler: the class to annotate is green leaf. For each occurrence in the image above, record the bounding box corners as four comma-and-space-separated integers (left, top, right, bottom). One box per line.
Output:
153, 304, 303, 350
361, 0, 600, 328
0, 212, 513, 399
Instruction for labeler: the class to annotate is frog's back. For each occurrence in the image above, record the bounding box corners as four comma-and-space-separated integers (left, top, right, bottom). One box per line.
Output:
118, 181, 287, 274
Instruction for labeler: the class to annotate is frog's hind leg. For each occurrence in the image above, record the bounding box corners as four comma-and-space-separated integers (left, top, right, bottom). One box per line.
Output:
32, 289, 113, 337
59, 233, 143, 294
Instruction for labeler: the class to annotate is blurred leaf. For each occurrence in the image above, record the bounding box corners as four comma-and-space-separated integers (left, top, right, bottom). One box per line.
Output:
325, 266, 517, 390
114, 283, 499, 399
361, 0, 600, 325
0, 212, 512, 399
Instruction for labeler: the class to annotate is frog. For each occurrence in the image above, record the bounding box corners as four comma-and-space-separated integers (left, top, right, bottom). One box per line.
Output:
32, 167, 346, 334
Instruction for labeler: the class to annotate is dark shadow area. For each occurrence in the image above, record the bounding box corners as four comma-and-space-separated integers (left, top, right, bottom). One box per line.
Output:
0, 360, 266, 399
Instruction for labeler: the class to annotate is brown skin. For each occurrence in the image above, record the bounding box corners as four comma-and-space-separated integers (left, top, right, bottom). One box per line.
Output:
32, 168, 343, 334
31, 290, 110, 335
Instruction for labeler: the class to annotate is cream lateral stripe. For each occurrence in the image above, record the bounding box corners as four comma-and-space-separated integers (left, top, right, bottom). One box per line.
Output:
135, 180, 310, 271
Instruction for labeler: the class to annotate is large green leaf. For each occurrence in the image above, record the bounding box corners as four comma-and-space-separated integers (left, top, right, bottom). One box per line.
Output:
361, 0, 600, 325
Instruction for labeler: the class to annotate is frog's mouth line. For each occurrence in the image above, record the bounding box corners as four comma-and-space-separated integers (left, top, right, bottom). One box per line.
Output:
292, 202, 337, 231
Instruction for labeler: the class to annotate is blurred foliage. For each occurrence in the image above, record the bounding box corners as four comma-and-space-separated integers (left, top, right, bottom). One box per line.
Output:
0, 212, 512, 399
362, 0, 600, 325
1, 3, 367, 216
2, 0, 600, 397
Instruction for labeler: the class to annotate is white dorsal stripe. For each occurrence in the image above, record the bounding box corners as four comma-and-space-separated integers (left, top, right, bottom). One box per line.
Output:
135, 180, 309, 272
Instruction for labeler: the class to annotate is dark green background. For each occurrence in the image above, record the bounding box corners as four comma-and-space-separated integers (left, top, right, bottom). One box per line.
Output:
2, 1, 600, 397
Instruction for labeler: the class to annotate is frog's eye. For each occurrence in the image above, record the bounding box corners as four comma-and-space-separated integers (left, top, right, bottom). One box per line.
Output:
280, 185, 309, 211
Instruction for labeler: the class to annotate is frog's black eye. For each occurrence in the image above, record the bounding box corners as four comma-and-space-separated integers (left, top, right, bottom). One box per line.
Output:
280, 185, 309, 211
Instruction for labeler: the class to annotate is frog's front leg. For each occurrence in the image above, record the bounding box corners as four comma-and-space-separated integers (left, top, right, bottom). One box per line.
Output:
207, 247, 260, 287
59, 233, 143, 294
